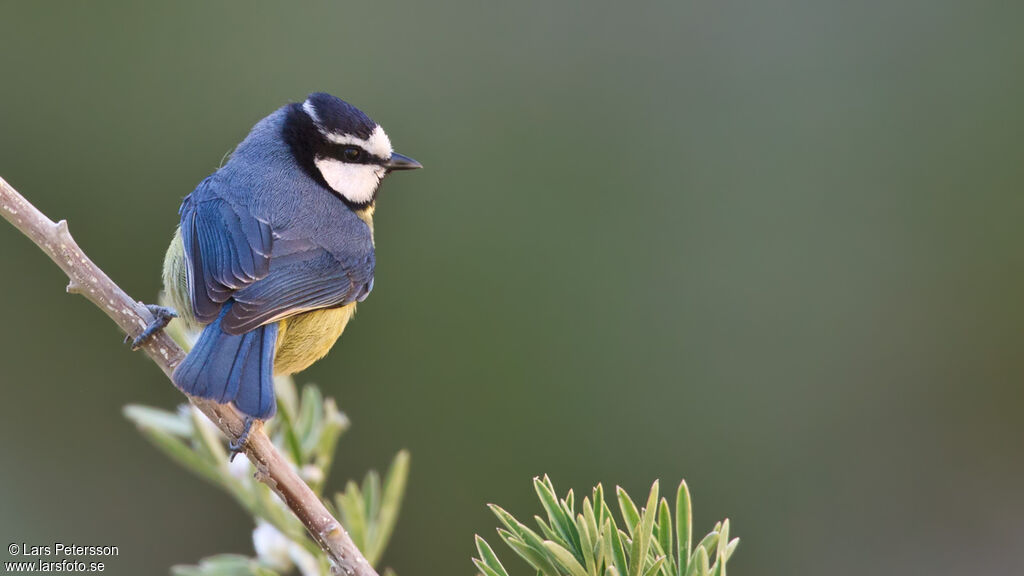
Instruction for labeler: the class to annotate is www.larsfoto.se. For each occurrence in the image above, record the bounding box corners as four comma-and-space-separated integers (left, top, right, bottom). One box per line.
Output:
4, 559, 106, 572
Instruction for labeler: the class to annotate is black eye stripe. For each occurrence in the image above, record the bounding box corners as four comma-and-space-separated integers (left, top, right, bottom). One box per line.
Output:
323, 143, 388, 164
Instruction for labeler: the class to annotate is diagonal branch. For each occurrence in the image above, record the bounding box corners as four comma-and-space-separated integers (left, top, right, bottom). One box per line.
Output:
0, 175, 378, 576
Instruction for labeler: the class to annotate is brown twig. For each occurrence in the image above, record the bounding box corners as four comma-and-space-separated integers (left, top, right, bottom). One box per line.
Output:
0, 175, 377, 576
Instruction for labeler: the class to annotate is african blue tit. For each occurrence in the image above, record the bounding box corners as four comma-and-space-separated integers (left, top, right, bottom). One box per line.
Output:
135, 93, 420, 437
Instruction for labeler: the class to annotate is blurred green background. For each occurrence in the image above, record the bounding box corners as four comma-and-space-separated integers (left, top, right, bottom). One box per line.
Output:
2, 1, 1023, 574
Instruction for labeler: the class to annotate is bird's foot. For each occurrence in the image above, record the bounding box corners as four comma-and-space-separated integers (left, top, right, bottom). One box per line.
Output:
229, 417, 254, 462
126, 304, 177, 350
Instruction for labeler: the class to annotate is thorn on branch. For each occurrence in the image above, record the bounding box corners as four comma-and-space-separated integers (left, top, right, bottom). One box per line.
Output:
254, 461, 273, 485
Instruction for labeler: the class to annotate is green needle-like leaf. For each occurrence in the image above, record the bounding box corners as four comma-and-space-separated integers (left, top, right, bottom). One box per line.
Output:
191, 407, 229, 464
710, 520, 730, 576
337, 480, 368, 552
640, 556, 666, 576
171, 554, 278, 576
312, 397, 349, 472
273, 375, 299, 420
503, 534, 560, 575
694, 532, 718, 560
535, 516, 561, 543
604, 518, 628, 576
134, 425, 221, 486
593, 484, 607, 527
656, 498, 672, 570
123, 404, 193, 436
475, 535, 512, 576
616, 486, 641, 537
535, 476, 582, 556
576, 513, 596, 576
543, 541, 589, 576
723, 539, 739, 562
581, 500, 601, 569
675, 481, 692, 576
475, 558, 510, 576
296, 385, 324, 457
627, 481, 659, 576
685, 548, 708, 576
366, 450, 410, 566
271, 395, 305, 466
491, 504, 550, 556
363, 470, 381, 545
474, 558, 506, 576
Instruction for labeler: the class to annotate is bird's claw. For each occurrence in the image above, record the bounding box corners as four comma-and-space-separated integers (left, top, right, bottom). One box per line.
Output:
229, 417, 255, 462
128, 304, 178, 350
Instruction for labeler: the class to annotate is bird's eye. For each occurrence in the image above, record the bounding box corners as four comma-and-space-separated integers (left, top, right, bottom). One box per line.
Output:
342, 147, 362, 162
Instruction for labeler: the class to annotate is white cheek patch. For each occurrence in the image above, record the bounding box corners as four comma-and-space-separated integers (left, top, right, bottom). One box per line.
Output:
314, 157, 385, 204
324, 125, 393, 159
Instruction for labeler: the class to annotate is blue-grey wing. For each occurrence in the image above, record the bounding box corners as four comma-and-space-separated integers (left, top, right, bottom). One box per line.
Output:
180, 176, 375, 335
180, 178, 273, 324
220, 242, 375, 334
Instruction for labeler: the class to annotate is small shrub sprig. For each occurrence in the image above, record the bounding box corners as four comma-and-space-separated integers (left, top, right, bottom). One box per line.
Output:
125, 372, 408, 576
475, 477, 737, 576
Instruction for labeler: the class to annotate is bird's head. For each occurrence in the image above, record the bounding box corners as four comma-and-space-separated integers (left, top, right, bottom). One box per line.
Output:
283, 92, 421, 208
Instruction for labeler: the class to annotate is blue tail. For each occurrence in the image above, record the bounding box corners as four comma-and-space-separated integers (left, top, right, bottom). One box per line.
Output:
172, 303, 279, 419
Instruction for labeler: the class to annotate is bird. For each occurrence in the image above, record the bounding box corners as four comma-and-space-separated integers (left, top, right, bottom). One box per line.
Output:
132, 92, 421, 451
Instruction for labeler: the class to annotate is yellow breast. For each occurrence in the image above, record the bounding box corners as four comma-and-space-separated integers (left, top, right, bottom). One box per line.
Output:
273, 304, 356, 375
